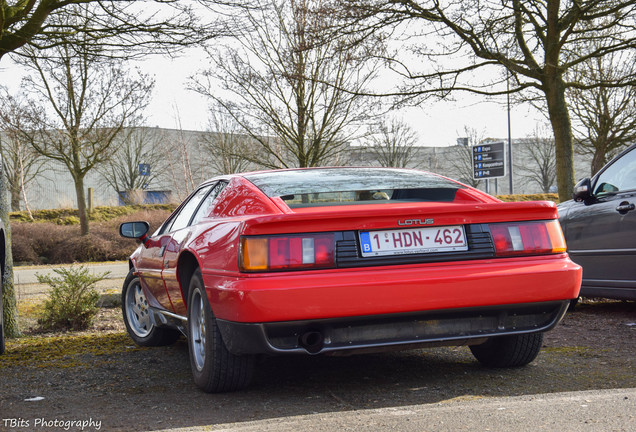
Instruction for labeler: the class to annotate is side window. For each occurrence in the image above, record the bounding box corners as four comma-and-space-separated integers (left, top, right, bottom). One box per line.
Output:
190, 182, 228, 225
593, 148, 636, 196
162, 185, 214, 234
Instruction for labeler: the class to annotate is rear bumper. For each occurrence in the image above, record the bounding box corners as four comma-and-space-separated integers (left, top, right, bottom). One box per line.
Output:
217, 300, 570, 355
203, 254, 582, 323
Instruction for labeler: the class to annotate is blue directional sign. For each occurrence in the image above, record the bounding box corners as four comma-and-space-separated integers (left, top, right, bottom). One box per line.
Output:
472, 142, 505, 180
139, 163, 151, 176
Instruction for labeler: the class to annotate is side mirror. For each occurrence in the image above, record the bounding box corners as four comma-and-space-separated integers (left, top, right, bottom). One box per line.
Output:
119, 221, 150, 239
573, 178, 592, 202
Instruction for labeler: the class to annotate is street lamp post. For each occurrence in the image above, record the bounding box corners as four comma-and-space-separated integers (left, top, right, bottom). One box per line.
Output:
507, 73, 514, 194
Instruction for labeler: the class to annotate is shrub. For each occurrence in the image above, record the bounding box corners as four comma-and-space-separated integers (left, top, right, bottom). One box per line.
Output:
11, 207, 172, 265
51, 234, 124, 264
59, 216, 81, 225
37, 267, 109, 331
11, 238, 39, 264
11, 222, 70, 264
496, 193, 560, 203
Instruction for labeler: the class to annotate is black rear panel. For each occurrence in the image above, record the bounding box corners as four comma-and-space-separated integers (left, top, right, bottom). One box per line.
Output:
336, 224, 494, 268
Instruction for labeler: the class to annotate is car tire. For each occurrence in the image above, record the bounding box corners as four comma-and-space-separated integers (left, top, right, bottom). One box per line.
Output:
470, 332, 543, 368
122, 269, 180, 347
187, 268, 254, 393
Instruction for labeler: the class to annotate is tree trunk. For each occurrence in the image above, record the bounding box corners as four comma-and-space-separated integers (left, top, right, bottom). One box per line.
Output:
18, 155, 34, 221
74, 175, 90, 235
544, 78, 576, 202
1, 171, 19, 339
7, 159, 21, 211
296, 66, 307, 168
10, 187, 20, 212
591, 148, 607, 176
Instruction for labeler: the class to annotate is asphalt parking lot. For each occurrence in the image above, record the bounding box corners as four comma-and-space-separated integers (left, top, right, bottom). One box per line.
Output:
1, 298, 634, 431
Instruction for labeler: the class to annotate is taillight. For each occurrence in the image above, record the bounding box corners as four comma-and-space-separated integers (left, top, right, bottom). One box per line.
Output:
488, 220, 566, 257
240, 234, 335, 272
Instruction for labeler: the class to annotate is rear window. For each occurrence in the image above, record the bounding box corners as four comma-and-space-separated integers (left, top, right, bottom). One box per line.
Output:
244, 168, 463, 208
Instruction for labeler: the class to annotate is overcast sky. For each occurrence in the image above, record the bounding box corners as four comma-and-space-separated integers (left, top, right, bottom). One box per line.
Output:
2, 49, 547, 147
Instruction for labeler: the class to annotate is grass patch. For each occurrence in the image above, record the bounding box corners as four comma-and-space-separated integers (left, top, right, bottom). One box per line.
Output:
17, 299, 46, 333
0, 332, 145, 369
9, 204, 176, 224
496, 193, 560, 203
543, 346, 593, 355
543, 345, 612, 357
17, 298, 46, 318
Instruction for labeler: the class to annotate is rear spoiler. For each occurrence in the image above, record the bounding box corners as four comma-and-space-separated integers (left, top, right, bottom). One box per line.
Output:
240, 201, 559, 236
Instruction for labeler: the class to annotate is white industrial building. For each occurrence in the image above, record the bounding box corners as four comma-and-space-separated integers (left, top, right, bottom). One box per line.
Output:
7, 127, 594, 211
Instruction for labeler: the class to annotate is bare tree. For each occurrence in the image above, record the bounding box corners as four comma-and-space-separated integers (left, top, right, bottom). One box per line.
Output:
569, 50, 636, 176
0, 169, 17, 342
339, 0, 636, 202
16, 27, 154, 234
367, 118, 419, 168
451, 145, 480, 188
202, 108, 260, 175
164, 120, 213, 202
98, 127, 168, 204
0, 0, 223, 345
449, 127, 488, 188
0, 1, 217, 62
516, 127, 557, 193
0, 89, 46, 214
192, 0, 380, 168
419, 148, 439, 174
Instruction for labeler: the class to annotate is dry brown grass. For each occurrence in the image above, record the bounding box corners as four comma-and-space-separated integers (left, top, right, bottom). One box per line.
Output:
12, 208, 172, 265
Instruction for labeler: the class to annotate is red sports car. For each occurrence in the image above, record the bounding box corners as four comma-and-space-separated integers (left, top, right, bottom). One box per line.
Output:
119, 167, 581, 392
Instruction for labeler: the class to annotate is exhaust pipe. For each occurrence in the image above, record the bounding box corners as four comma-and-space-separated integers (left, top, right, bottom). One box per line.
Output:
299, 331, 324, 354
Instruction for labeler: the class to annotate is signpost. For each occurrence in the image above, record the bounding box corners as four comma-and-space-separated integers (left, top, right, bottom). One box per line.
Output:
472, 142, 506, 180
138, 163, 150, 176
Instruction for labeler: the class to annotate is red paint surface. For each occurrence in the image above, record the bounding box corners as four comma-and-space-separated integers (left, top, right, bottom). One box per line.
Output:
203, 255, 581, 322
129, 170, 581, 323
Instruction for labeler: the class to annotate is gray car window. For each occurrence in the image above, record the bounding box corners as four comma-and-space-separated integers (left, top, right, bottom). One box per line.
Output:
244, 168, 462, 207
245, 168, 459, 197
593, 147, 636, 196
190, 182, 227, 225
163, 185, 213, 233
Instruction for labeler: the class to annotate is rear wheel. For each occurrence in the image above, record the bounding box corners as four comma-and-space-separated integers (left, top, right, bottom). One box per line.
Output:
187, 268, 254, 393
470, 332, 543, 368
122, 269, 180, 347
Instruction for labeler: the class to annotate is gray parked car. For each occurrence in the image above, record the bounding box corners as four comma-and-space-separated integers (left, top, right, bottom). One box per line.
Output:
558, 144, 636, 300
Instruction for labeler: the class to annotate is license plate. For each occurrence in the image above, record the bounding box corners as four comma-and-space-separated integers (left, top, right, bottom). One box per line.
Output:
359, 226, 468, 257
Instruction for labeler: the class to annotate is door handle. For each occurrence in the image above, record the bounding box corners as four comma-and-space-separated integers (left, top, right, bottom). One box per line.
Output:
616, 202, 635, 214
